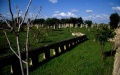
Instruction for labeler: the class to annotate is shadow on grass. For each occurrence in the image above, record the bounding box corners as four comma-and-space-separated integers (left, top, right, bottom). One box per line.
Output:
39, 40, 52, 43
53, 29, 63, 31
103, 49, 116, 60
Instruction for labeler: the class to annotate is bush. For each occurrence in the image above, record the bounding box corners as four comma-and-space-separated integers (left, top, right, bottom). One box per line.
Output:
95, 25, 115, 54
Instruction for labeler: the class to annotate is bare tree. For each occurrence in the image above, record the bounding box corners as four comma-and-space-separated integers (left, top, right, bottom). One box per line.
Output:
0, 0, 42, 75
29, 6, 43, 44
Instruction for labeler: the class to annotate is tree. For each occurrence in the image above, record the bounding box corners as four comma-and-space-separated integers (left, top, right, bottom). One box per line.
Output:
39, 18, 45, 25
96, 25, 115, 59
51, 18, 60, 29
0, 0, 42, 75
44, 18, 53, 27
33, 18, 45, 25
85, 20, 92, 28
70, 17, 77, 27
77, 17, 83, 27
109, 13, 120, 29
33, 19, 39, 24
61, 18, 66, 24
0, 20, 8, 29
85, 20, 92, 31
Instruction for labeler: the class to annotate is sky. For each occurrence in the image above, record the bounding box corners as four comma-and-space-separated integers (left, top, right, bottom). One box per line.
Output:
0, 0, 120, 24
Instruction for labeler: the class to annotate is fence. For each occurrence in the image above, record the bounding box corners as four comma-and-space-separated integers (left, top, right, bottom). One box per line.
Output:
0, 35, 87, 75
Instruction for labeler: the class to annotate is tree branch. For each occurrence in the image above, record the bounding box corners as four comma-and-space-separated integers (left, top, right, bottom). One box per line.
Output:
32, 6, 36, 19
34, 6, 42, 20
18, 0, 32, 31
16, 5, 20, 24
28, 6, 42, 45
22, 60, 27, 64
3, 30, 19, 58
29, 29, 40, 45
31, 6, 42, 24
0, 14, 12, 28
3, 30, 26, 65
8, 0, 16, 33
8, 0, 14, 22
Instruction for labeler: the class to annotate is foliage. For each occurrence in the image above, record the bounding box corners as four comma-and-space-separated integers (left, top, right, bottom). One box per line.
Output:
69, 17, 77, 27
85, 20, 92, 28
52, 18, 60, 24
95, 25, 115, 52
77, 17, 83, 27
99, 23, 108, 26
60, 18, 66, 24
109, 13, 120, 29
33, 18, 45, 25
44, 18, 53, 26
32, 17, 84, 28
31, 27, 48, 43
61, 18, 70, 24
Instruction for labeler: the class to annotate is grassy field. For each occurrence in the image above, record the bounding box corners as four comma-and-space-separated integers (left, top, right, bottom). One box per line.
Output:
30, 27, 114, 75
0, 27, 74, 57
0, 27, 114, 75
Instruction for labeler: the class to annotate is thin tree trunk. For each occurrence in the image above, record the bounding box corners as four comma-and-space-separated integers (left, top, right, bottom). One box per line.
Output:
16, 36, 24, 75
26, 26, 30, 75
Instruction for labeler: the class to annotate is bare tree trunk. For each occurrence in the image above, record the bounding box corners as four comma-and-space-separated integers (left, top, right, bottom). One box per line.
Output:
26, 25, 30, 75
16, 36, 25, 75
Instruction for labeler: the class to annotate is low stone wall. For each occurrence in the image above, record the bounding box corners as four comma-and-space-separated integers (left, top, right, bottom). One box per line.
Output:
0, 35, 87, 75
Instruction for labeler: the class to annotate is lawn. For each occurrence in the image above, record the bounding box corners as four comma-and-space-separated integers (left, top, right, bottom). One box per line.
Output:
0, 27, 74, 57
30, 27, 114, 75
0, 27, 114, 75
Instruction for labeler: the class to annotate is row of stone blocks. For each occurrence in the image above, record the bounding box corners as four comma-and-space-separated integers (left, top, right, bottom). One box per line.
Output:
0, 35, 87, 75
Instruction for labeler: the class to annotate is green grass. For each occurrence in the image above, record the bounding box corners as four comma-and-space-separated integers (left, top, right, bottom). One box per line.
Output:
30, 27, 114, 75
0, 27, 114, 75
0, 27, 74, 57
